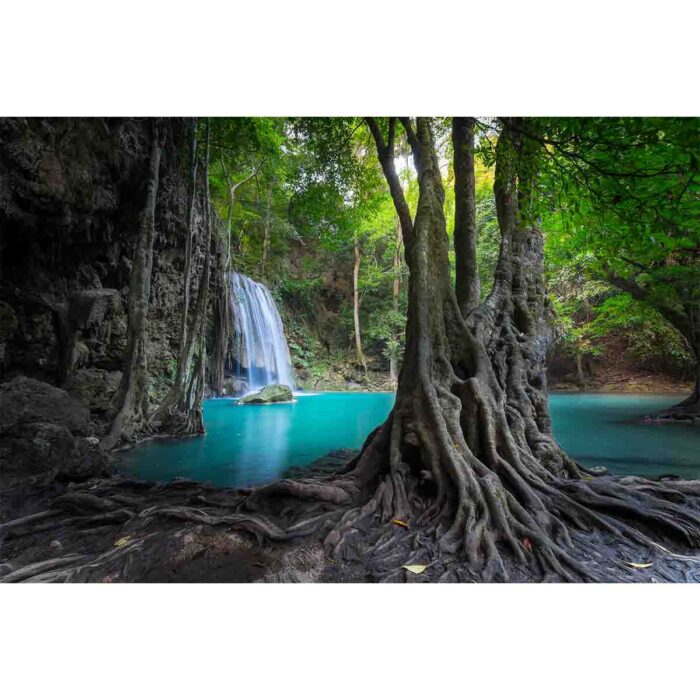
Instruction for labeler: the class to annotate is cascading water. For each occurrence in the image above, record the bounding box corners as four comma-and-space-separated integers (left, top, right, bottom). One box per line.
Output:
230, 272, 296, 393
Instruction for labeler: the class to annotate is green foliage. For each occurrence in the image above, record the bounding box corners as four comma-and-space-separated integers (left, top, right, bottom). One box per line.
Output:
202, 116, 697, 385
536, 118, 699, 342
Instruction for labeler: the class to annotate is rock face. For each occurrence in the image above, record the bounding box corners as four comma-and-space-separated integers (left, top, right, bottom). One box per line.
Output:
63, 368, 122, 415
238, 384, 294, 404
0, 376, 109, 490
222, 377, 249, 396
0, 376, 89, 435
0, 118, 203, 422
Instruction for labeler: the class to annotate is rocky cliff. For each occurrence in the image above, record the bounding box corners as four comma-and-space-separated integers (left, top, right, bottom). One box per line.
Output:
0, 118, 203, 416
0, 118, 203, 486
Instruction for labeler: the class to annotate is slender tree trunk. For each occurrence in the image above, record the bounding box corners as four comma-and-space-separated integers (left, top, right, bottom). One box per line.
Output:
575, 352, 587, 389
210, 233, 231, 396
102, 120, 163, 449
178, 119, 199, 368
151, 119, 213, 434
222, 161, 261, 267
260, 180, 273, 274
452, 117, 480, 315
222, 159, 236, 267
353, 236, 367, 371
389, 220, 402, 389
151, 119, 199, 417
186, 120, 214, 434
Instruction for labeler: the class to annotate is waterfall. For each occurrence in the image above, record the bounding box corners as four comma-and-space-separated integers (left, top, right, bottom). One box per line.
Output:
230, 272, 296, 393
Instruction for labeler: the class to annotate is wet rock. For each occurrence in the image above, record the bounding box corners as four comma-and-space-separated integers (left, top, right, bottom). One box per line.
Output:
222, 377, 249, 396
63, 368, 122, 414
238, 384, 293, 404
0, 376, 89, 435
0, 376, 109, 490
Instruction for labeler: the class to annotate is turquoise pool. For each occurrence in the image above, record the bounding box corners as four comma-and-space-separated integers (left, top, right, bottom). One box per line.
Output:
116, 392, 699, 487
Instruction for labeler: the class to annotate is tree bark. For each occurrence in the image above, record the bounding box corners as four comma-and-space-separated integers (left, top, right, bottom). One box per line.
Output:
222, 161, 261, 266
302, 117, 700, 582
452, 117, 480, 316
150, 119, 213, 434
353, 236, 367, 371
210, 232, 231, 396
178, 118, 199, 373
102, 120, 164, 450
389, 220, 402, 389
575, 352, 587, 389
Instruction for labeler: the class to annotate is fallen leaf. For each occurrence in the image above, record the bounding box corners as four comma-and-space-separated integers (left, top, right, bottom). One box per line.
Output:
402, 564, 428, 574
625, 561, 652, 569
391, 519, 409, 529
114, 536, 131, 548
523, 537, 533, 552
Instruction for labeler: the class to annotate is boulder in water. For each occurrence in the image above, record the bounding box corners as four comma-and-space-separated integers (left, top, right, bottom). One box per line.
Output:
238, 384, 294, 405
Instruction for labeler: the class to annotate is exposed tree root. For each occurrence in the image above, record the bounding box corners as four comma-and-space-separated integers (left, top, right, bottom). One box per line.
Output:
4, 439, 700, 583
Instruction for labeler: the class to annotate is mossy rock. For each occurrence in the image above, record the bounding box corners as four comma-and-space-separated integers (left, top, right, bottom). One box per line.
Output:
239, 384, 294, 405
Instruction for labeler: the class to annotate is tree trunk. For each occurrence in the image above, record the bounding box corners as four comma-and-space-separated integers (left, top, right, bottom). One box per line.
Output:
353, 236, 367, 372
389, 220, 402, 389
452, 117, 480, 316
201, 117, 700, 583
222, 162, 261, 267
652, 338, 700, 422
150, 119, 213, 434
260, 180, 272, 275
575, 352, 587, 389
102, 120, 164, 450
210, 233, 231, 396
178, 118, 199, 374
186, 121, 214, 434
311, 117, 700, 582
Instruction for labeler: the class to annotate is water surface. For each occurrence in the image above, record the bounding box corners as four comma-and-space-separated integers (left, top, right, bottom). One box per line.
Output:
117, 392, 699, 487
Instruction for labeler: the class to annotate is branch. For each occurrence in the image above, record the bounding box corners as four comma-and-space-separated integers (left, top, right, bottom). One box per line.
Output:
398, 117, 421, 173
365, 117, 414, 255
605, 265, 692, 338
230, 160, 264, 195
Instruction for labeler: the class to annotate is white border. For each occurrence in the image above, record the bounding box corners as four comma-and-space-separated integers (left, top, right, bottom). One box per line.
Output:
2, 1, 698, 116
2, 2, 699, 697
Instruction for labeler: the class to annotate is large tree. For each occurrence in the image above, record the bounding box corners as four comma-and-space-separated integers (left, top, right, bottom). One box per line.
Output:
237, 117, 700, 582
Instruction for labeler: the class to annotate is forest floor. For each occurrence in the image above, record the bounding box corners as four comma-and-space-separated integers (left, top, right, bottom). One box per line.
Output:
1, 365, 697, 583
3, 450, 700, 583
